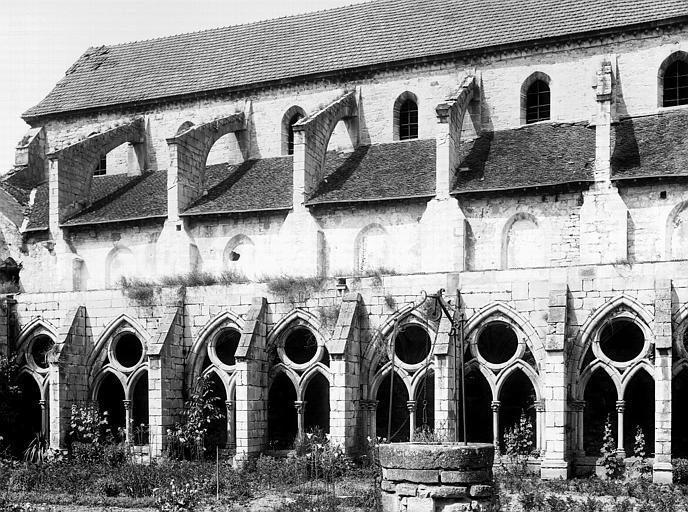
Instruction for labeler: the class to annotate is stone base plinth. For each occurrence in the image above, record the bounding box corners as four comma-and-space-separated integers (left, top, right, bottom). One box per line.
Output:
378, 443, 497, 512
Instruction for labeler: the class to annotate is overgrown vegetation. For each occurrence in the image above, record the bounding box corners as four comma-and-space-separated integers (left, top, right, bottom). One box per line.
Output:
0, 281, 20, 294
362, 267, 397, 287
599, 415, 624, 479
504, 411, 536, 458
265, 275, 326, 302
117, 276, 158, 304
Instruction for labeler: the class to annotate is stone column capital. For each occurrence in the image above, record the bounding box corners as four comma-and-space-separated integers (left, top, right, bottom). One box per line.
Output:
406, 400, 417, 413
294, 400, 306, 414
570, 400, 586, 411
225, 400, 234, 410
491, 400, 501, 412
122, 399, 132, 410
535, 400, 546, 412
615, 400, 625, 413
39, 399, 47, 410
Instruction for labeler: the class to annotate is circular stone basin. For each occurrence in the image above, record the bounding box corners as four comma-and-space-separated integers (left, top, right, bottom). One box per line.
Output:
379, 442, 494, 471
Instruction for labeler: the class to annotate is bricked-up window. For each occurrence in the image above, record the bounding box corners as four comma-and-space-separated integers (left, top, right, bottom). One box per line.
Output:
93, 155, 107, 176
287, 113, 303, 155
525, 80, 550, 123
398, 99, 418, 140
663, 59, 688, 107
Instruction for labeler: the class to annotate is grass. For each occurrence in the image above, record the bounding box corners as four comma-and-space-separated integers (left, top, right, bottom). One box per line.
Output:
265, 275, 326, 302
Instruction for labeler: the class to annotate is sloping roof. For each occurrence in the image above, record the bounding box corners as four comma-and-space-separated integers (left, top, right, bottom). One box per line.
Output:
25, 184, 49, 231
452, 122, 596, 194
181, 159, 293, 216
24, 0, 687, 119
0, 180, 31, 207
61, 171, 167, 226
306, 139, 436, 205
612, 109, 688, 181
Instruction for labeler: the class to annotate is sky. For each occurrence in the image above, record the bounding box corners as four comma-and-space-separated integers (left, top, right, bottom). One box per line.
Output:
0, 0, 370, 172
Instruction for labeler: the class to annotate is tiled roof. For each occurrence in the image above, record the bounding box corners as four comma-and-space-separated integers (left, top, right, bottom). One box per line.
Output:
0, 180, 31, 207
25, 184, 49, 231
306, 139, 436, 205
181, 159, 293, 216
452, 122, 596, 194
61, 171, 167, 226
612, 109, 688, 181
24, 0, 687, 118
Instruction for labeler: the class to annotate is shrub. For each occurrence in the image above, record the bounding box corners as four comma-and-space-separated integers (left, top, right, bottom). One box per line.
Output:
598, 416, 624, 479
153, 479, 203, 512
218, 270, 249, 285
633, 425, 646, 458
0, 281, 20, 294
166, 376, 223, 460
95, 475, 122, 497
674, 458, 688, 484
118, 276, 157, 304
265, 275, 325, 302
22, 432, 48, 464
504, 411, 535, 457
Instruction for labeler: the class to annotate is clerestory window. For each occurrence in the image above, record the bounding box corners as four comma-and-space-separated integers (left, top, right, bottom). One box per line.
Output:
525, 80, 550, 124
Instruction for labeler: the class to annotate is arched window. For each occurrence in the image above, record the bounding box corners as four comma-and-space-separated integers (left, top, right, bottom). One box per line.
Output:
223, 235, 255, 278
661, 54, 688, 107
521, 73, 551, 124
393, 92, 419, 141
525, 81, 550, 123
354, 224, 388, 274
105, 246, 136, 287
281, 106, 306, 155
502, 214, 545, 269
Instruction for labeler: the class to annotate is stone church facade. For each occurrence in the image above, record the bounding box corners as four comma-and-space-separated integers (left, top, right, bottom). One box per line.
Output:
1, 0, 688, 483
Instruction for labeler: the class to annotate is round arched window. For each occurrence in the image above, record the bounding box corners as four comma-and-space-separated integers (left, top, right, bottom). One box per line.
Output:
284, 328, 318, 365
477, 323, 518, 364
599, 320, 645, 363
394, 325, 431, 365
112, 333, 144, 369
30, 335, 54, 369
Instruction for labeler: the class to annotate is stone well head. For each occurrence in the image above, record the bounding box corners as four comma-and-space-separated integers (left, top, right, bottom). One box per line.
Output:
378, 443, 496, 512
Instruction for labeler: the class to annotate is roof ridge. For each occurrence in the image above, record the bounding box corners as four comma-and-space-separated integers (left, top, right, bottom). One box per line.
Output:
103, 0, 379, 49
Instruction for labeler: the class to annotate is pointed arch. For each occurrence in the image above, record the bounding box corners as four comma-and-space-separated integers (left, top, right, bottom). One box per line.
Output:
223, 234, 256, 277
665, 200, 688, 260
186, 311, 244, 389
91, 366, 127, 400
268, 363, 300, 391
465, 360, 497, 399
495, 361, 541, 401
674, 358, 688, 378
620, 361, 655, 395
578, 360, 622, 400
125, 364, 150, 400
465, 301, 544, 361
298, 363, 332, 401
369, 362, 412, 400
410, 363, 435, 399
16, 318, 58, 352
574, 294, 654, 368
88, 314, 151, 375
268, 308, 327, 351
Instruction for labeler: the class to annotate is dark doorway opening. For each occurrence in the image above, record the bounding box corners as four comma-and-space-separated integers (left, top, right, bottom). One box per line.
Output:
132, 373, 149, 445
206, 373, 228, 449
584, 368, 617, 455
268, 372, 297, 449
623, 370, 654, 457
376, 372, 410, 442
498, 369, 536, 452
97, 372, 125, 442
304, 373, 330, 433
463, 368, 493, 443
673, 369, 688, 458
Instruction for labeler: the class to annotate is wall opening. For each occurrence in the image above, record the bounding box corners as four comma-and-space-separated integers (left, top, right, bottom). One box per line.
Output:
598, 320, 644, 363
281, 106, 306, 155
206, 373, 228, 449
284, 328, 318, 365
132, 373, 149, 445
268, 373, 297, 449
498, 369, 536, 452
463, 369, 493, 443
414, 370, 435, 432
376, 373, 410, 442
393, 92, 419, 141
504, 214, 545, 269
355, 224, 388, 275
223, 235, 255, 279
477, 323, 518, 364
583, 368, 617, 455
206, 132, 243, 166
113, 333, 144, 369
673, 369, 688, 457
16, 374, 41, 449
106, 247, 136, 287
395, 325, 431, 365
30, 335, 54, 369
304, 373, 330, 433
214, 330, 240, 367
97, 373, 125, 442
623, 370, 654, 456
